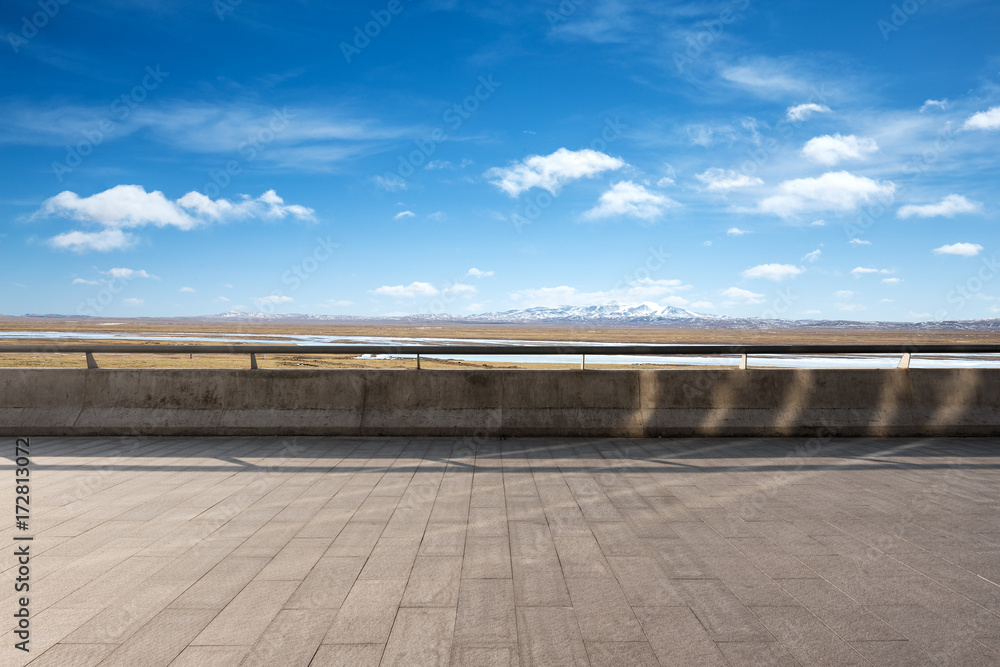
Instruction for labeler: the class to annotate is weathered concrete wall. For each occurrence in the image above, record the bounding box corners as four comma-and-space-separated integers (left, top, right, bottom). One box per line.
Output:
1, 368, 998, 437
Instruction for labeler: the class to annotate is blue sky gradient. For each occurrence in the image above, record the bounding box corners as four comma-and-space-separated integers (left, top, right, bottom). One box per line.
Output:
2, 0, 998, 320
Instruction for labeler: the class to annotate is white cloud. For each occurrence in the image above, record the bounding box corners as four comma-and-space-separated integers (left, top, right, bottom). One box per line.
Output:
656, 176, 675, 187
962, 106, 1000, 131
179, 286, 196, 293
485, 148, 625, 197
882, 278, 902, 284
810, 219, 826, 226
757, 171, 895, 218
393, 210, 415, 220
443, 283, 477, 296
49, 228, 135, 252
786, 103, 831, 122
849, 238, 871, 246
720, 287, 765, 304
72, 278, 101, 285
851, 267, 891, 276
373, 175, 407, 191
720, 60, 810, 96
834, 290, 854, 299
741, 264, 803, 281
180, 189, 313, 221
372, 282, 440, 298
467, 268, 494, 278
583, 181, 678, 221
213, 296, 230, 303
696, 168, 763, 192
427, 211, 446, 222
39, 185, 314, 252
41, 185, 197, 229
121, 298, 143, 306
253, 295, 294, 305
801, 134, 878, 165
726, 227, 750, 236
897, 194, 980, 219
933, 242, 983, 257
103, 267, 156, 280
920, 99, 948, 113
802, 249, 822, 262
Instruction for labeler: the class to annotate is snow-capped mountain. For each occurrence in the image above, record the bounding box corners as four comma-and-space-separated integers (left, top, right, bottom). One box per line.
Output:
466, 302, 717, 323
214, 302, 715, 324
208, 305, 1000, 331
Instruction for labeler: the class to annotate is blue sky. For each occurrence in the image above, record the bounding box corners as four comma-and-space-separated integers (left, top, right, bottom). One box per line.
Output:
2, 0, 998, 321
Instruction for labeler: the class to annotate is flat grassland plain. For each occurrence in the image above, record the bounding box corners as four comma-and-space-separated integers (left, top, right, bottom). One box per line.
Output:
2, 316, 998, 370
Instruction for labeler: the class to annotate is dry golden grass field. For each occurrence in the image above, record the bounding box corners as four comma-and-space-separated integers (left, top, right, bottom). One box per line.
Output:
1, 316, 997, 370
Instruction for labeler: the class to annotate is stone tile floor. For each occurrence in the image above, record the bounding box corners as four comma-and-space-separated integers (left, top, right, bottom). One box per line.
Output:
1, 436, 999, 666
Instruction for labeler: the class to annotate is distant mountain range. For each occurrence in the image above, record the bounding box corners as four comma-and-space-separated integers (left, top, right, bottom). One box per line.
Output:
203, 302, 1000, 331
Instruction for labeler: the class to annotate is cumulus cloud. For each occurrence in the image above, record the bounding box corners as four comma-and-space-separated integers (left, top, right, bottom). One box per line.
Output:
727, 227, 750, 236
121, 298, 144, 306
757, 171, 895, 218
834, 290, 854, 299
394, 210, 415, 220
372, 282, 440, 298
802, 249, 821, 262
882, 278, 902, 284
933, 242, 983, 257
962, 106, 1000, 131
582, 181, 678, 221
467, 268, 494, 278
741, 264, 803, 281
720, 287, 764, 304
485, 148, 625, 197
849, 238, 871, 246
38, 185, 314, 252
179, 286, 196, 293
786, 103, 831, 122
696, 168, 763, 192
801, 134, 878, 165
897, 194, 980, 219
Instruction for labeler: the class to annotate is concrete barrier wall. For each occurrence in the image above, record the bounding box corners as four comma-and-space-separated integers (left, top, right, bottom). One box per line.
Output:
1, 368, 998, 437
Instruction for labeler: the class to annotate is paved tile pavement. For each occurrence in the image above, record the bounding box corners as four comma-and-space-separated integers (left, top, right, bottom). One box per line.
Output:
2, 436, 999, 666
